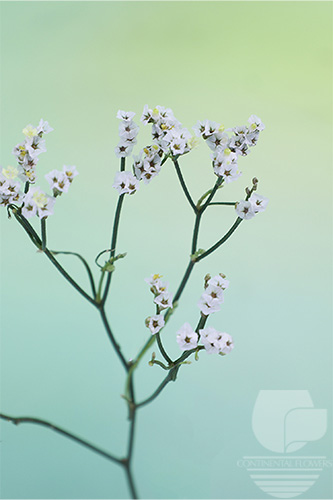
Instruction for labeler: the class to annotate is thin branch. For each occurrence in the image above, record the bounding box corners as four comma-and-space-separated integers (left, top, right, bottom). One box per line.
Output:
196, 218, 243, 262
51, 250, 97, 297
102, 194, 125, 305
173, 157, 197, 213
207, 201, 236, 206
41, 218, 47, 251
136, 367, 180, 409
99, 308, 129, 372
13, 211, 96, 306
200, 177, 224, 211
155, 332, 172, 365
0, 413, 122, 465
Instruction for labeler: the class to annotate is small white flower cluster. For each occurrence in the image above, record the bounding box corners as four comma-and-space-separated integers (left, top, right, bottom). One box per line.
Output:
112, 171, 139, 195
176, 273, 233, 356
1, 121, 78, 219
198, 273, 229, 316
45, 165, 78, 197
0, 166, 23, 208
176, 323, 234, 356
133, 145, 163, 185
115, 110, 139, 158
235, 193, 269, 220
112, 111, 140, 196
12, 119, 53, 184
193, 115, 265, 183
141, 105, 194, 157
144, 274, 173, 335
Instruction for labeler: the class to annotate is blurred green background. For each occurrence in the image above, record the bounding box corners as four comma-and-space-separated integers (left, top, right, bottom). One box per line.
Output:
0, 1, 332, 499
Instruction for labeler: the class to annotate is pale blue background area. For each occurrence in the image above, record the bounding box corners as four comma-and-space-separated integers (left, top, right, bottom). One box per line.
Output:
0, 2, 332, 499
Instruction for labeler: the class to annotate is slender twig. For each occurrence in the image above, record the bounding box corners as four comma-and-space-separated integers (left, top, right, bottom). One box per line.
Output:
0, 413, 122, 465
155, 332, 172, 365
125, 374, 138, 498
51, 250, 97, 297
196, 218, 243, 262
41, 218, 47, 251
13, 211, 96, 306
207, 201, 236, 206
200, 177, 224, 211
173, 260, 195, 304
191, 212, 202, 255
136, 368, 179, 409
99, 307, 129, 372
102, 194, 125, 305
173, 157, 197, 213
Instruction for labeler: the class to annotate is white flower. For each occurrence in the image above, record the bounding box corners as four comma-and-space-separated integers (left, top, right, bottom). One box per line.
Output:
62, 165, 79, 183
199, 327, 234, 355
141, 105, 154, 124
204, 284, 224, 302
145, 314, 165, 335
115, 142, 134, 158
192, 120, 208, 137
22, 124, 38, 138
117, 110, 135, 121
235, 200, 256, 220
249, 193, 269, 213
37, 119, 53, 135
176, 323, 198, 351
206, 131, 229, 151
248, 114, 265, 132
2, 165, 19, 180
198, 293, 221, 316
154, 291, 173, 310
45, 170, 71, 195
22, 187, 55, 219
215, 163, 242, 183
0, 177, 23, 206
199, 326, 221, 354
112, 171, 139, 195
228, 135, 249, 157
219, 333, 234, 355
12, 142, 28, 163
119, 120, 139, 137
207, 274, 230, 291
25, 135, 47, 158
145, 273, 163, 287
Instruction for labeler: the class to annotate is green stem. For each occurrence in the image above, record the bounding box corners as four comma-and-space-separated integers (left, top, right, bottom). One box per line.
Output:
0, 413, 122, 465
155, 332, 172, 365
99, 307, 129, 372
191, 212, 202, 255
50, 250, 97, 298
102, 193, 125, 305
13, 211, 96, 306
41, 218, 47, 250
173, 157, 197, 213
207, 201, 236, 206
196, 218, 243, 262
136, 366, 180, 409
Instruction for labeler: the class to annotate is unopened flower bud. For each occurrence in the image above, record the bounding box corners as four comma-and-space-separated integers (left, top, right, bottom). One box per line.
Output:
204, 274, 211, 289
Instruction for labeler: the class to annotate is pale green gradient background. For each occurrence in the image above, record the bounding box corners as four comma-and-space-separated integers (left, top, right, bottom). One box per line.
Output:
0, 1, 332, 499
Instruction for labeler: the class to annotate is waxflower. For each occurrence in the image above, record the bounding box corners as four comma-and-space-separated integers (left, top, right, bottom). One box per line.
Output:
21, 187, 55, 219
249, 193, 269, 213
199, 327, 234, 355
176, 323, 198, 351
115, 110, 138, 158
235, 200, 256, 220
113, 171, 139, 195
145, 315, 165, 335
